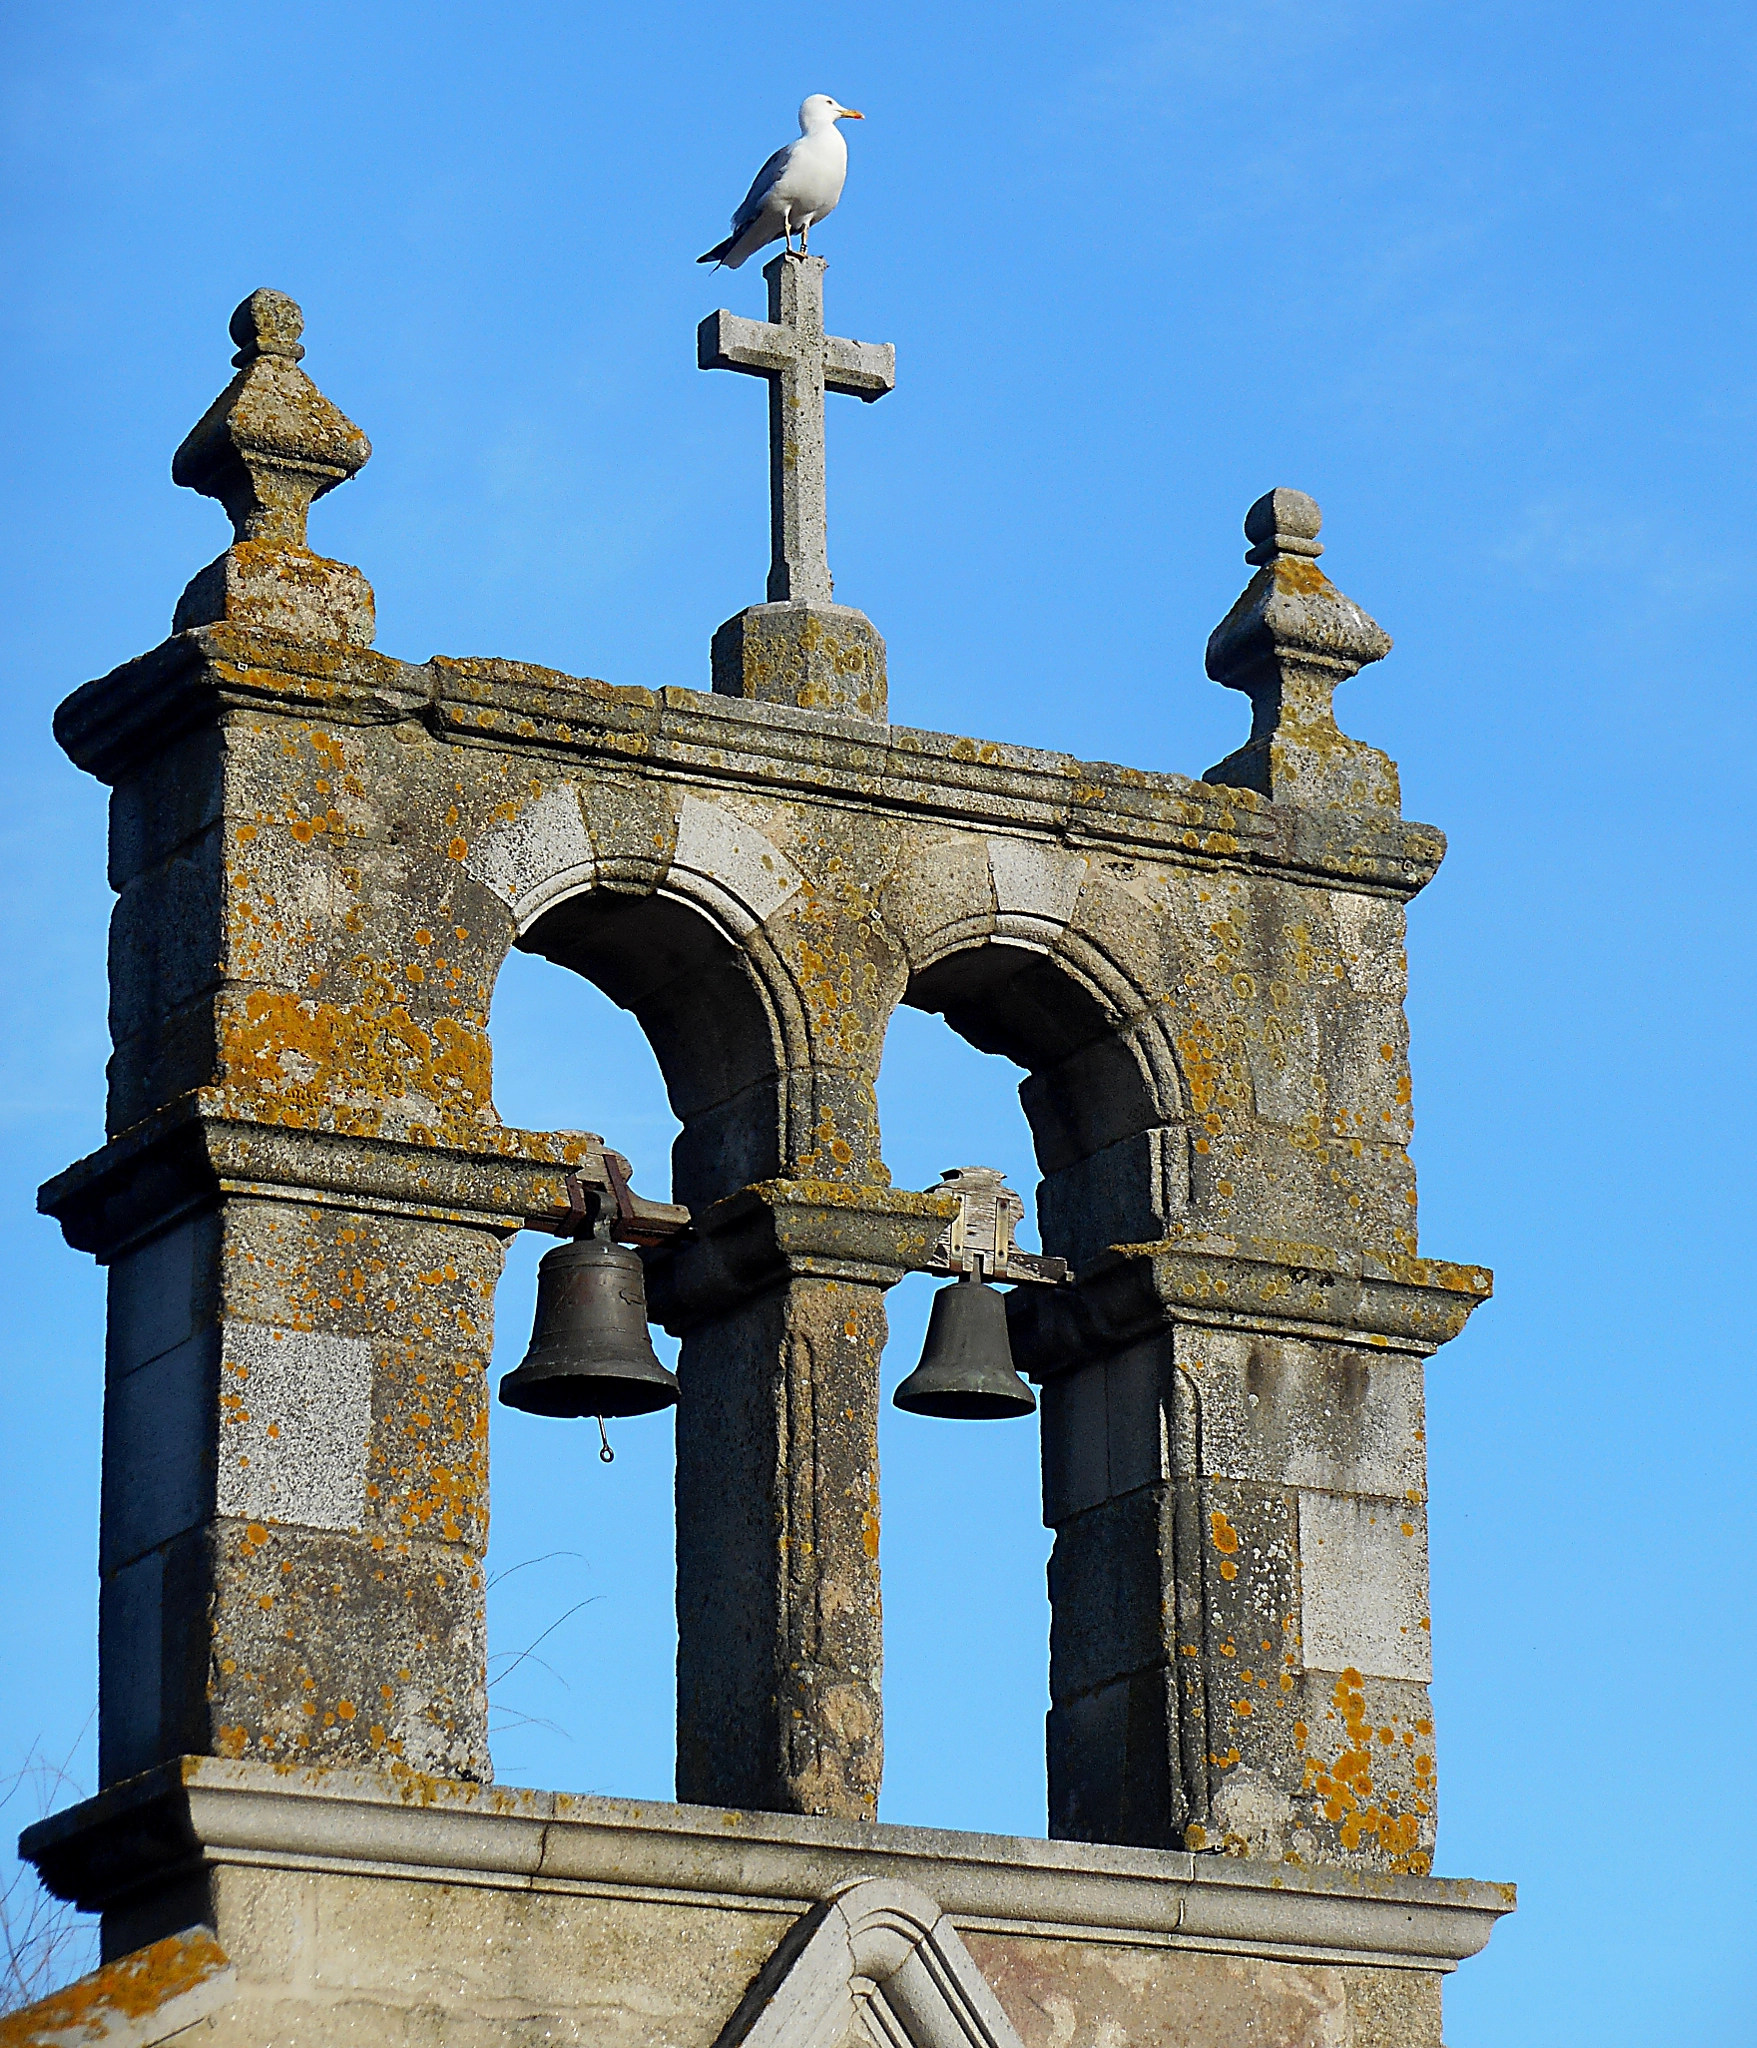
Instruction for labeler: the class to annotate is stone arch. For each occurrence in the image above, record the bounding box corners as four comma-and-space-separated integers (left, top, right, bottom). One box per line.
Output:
715, 1878, 1024, 2048
467, 784, 820, 1211
889, 838, 1193, 1270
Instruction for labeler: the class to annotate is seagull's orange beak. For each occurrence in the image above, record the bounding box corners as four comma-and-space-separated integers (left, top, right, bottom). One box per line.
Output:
840, 108, 865, 119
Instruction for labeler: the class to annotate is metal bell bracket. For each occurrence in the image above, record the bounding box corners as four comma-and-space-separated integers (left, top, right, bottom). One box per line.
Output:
924, 1167, 1069, 1290
536, 1137, 691, 1247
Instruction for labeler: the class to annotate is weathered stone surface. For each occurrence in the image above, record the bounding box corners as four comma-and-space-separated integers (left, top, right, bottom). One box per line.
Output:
172, 540, 374, 646
20, 1761, 1509, 2043
675, 1276, 888, 1819
170, 290, 374, 646
1018, 1300, 1466, 1871
1205, 492, 1400, 810
0, 1927, 234, 2048
42, 285, 1501, 1949
89, 1195, 497, 1786
699, 253, 893, 613
712, 600, 887, 720
968, 1936, 1353, 2048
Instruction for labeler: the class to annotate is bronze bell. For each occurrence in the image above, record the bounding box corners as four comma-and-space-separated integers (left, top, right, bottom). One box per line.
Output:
892, 1275, 1037, 1421
499, 1237, 679, 1420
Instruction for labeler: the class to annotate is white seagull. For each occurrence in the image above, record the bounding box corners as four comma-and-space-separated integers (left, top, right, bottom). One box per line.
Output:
698, 95, 865, 269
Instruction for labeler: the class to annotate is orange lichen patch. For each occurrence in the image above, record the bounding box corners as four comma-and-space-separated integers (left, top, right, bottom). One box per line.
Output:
1209, 1509, 1240, 1554
0, 1929, 233, 2048
1298, 1668, 1432, 1874
217, 981, 493, 1142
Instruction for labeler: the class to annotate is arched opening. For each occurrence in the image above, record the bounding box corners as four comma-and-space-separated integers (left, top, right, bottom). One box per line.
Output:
484, 883, 784, 1797
517, 889, 787, 1212
876, 1003, 1051, 1835
907, 939, 1177, 1269
878, 937, 1185, 1835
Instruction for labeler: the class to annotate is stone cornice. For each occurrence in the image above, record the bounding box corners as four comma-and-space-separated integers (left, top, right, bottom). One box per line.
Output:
55, 629, 1445, 900
645, 1179, 960, 1330
38, 1091, 686, 1261
23, 1758, 1514, 1975
1010, 1230, 1493, 1370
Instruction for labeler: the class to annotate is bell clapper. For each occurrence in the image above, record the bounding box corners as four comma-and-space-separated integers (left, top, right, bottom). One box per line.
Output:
597, 1416, 615, 1464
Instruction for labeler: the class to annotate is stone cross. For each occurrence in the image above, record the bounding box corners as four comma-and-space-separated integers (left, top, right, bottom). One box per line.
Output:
699, 253, 894, 606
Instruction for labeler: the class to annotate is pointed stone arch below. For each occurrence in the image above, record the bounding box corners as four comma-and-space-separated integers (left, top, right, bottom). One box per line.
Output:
717, 1879, 1025, 2048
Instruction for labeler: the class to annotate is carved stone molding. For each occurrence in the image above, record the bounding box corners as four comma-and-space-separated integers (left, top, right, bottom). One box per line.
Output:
22, 1758, 1514, 1973
39, 1091, 684, 1261
1011, 1230, 1493, 1369
716, 1878, 1024, 2048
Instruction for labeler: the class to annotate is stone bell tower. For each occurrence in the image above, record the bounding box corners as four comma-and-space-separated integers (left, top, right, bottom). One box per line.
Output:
14, 268, 1512, 2048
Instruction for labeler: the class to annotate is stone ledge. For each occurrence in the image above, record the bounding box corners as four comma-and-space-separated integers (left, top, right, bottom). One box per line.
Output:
23, 1758, 1513, 1976
0, 1926, 234, 2048
1011, 1231, 1493, 1370
39, 1092, 685, 1261
56, 629, 1445, 900
646, 1179, 960, 1329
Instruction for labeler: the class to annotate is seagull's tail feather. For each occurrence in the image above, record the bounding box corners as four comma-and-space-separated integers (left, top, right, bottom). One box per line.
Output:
698, 218, 774, 269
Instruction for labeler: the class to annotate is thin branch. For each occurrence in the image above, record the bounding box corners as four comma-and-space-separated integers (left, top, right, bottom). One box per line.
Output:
489, 1598, 600, 1689
486, 1650, 570, 1692
0, 1733, 98, 2014
488, 1711, 572, 1741
488, 1550, 586, 1591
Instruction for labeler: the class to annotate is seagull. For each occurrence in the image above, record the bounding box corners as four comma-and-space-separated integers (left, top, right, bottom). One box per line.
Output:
698, 95, 865, 269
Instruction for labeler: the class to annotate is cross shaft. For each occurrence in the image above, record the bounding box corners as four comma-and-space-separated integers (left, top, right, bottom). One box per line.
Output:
699, 254, 894, 605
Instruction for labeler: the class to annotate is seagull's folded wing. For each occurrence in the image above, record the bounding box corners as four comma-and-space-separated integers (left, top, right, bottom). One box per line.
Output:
731, 142, 796, 230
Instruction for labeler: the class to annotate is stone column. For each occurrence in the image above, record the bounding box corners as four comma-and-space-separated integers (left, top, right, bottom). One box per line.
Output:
38, 292, 610, 1788
56, 1157, 498, 1785
1012, 1238, 1489, 1871
650, 1182, 954, 1820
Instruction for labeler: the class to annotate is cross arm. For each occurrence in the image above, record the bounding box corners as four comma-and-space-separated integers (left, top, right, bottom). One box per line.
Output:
698, 309, 793, 378
824, 336, 896, 403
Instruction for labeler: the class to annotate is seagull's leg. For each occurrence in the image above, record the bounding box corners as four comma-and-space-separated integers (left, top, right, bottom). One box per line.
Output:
800, 218, 811, 254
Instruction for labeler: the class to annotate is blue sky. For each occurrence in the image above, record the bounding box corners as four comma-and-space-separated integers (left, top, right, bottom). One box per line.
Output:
3, 2, 1754, 2039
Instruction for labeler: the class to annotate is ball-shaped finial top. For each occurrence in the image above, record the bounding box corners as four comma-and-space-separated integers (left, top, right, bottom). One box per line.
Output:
229, 288, 306, 368
1243, 487, 1323, 566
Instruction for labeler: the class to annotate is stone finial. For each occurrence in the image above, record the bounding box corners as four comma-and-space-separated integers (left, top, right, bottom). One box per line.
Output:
1243, 486, 1324, 565
227, 287, 307, 367
170, 290, 375, 646
1203, 491, 1399, 811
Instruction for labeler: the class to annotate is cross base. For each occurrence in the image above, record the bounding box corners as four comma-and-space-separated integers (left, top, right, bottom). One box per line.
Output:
712, 600, 888, 723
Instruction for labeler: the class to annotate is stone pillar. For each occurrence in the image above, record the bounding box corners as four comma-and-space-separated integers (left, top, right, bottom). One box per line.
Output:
38, 292, 612, 1788
63, 1171, 499, 1785
1014, 1214, 1489, 1872
1001, 490, 1494, 1871
650, 1182, 954, 1820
